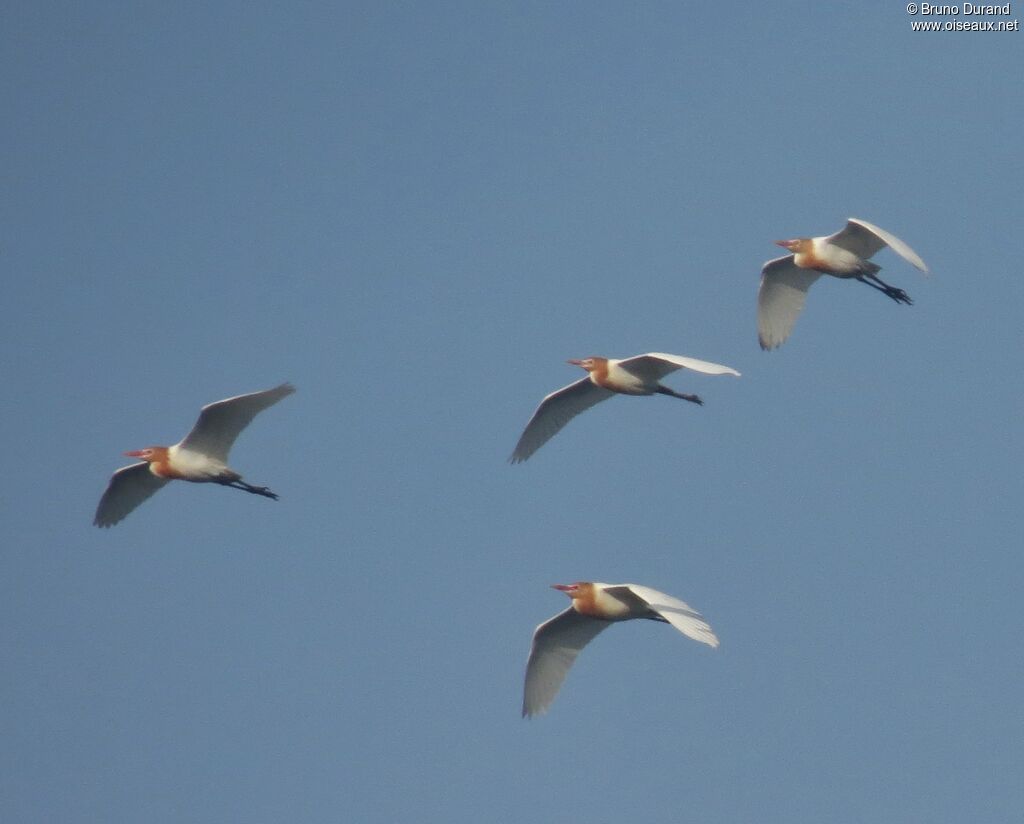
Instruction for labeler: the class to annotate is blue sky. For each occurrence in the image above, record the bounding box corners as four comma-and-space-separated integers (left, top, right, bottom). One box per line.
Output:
2, 2, 1022, 822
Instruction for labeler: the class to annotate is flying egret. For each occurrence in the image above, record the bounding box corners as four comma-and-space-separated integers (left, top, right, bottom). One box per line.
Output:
758, 217, 928, 350
510, 353, 739, 463
522, 581, 719, 717
94, 383, 295, 527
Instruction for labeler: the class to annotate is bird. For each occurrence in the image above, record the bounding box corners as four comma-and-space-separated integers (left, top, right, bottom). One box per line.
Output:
94, 383, 295, 527
509, 352, 740, 462
757, 217, 929, 350
522, 581, 719, 717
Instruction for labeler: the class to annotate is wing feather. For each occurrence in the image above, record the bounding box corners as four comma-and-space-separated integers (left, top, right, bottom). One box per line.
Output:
522, 608, 608, 717
623, 584, 719, 648
93, 462, 169, 527
510, 378, 613, 463
617, 353, 741, 381
829, 218, 928, 272
757, 255, 821, 350
179, 383, 295, 461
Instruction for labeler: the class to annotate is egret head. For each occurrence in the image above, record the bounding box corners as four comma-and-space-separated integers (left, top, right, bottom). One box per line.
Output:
567, 357, 605, 372
123, 446, 167, 462
774, 238, 809, 253
552, 582, 591, 600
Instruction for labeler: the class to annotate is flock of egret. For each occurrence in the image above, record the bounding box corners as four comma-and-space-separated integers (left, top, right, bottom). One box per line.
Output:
94, 218, 927, 715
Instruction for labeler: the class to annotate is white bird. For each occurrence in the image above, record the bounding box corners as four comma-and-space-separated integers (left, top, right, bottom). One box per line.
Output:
94, 383, 295, 527
758, 217, 929, 350
510, 352, 740, 463
522, 581, 719, 717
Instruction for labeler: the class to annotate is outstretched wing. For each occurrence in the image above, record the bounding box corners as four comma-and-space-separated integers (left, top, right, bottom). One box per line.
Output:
522, 608, 609, 717
829, 218, 929, 272
619, 584, 719, 648
179, 383, 295, 462
510, 378, 614, 463
94, 462, 169, 527
757, 255, 821, 350
616, 353, 741, 381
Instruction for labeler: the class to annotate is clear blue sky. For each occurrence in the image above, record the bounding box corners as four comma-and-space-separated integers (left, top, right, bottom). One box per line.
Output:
3, 3, 1022, 822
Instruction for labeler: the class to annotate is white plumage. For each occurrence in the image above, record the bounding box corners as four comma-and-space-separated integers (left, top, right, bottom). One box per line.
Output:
510, 353, 740, 463
94, 383, 295, 527
758, 217, 928, 350
522, 581, 719, 718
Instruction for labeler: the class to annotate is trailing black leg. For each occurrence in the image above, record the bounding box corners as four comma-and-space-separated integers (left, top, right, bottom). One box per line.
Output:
856, 274, 912, 305
655, 385, 703, 405
217, 478, 279, 500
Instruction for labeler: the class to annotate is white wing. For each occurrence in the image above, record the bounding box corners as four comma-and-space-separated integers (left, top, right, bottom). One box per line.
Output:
623, 584, 719, 648
829, 218, 929, 272
616, 353, 741, 381
94, 462, 169, 527
178, 383, 295, 461
522, 608, 609, 717
758, 255, 821, 350
510, 378, 614, 463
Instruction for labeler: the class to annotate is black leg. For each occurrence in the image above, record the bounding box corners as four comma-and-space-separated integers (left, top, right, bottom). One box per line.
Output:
655, 386, 703, 405
218, 478, 279, 500
856, 274, 912, 305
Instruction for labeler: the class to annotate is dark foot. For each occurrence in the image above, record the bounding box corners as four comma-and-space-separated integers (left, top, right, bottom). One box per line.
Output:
222, 479, 279, 500
656, 386, 703, 404
884, 286, 913, 305
856, 275, 913, 305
